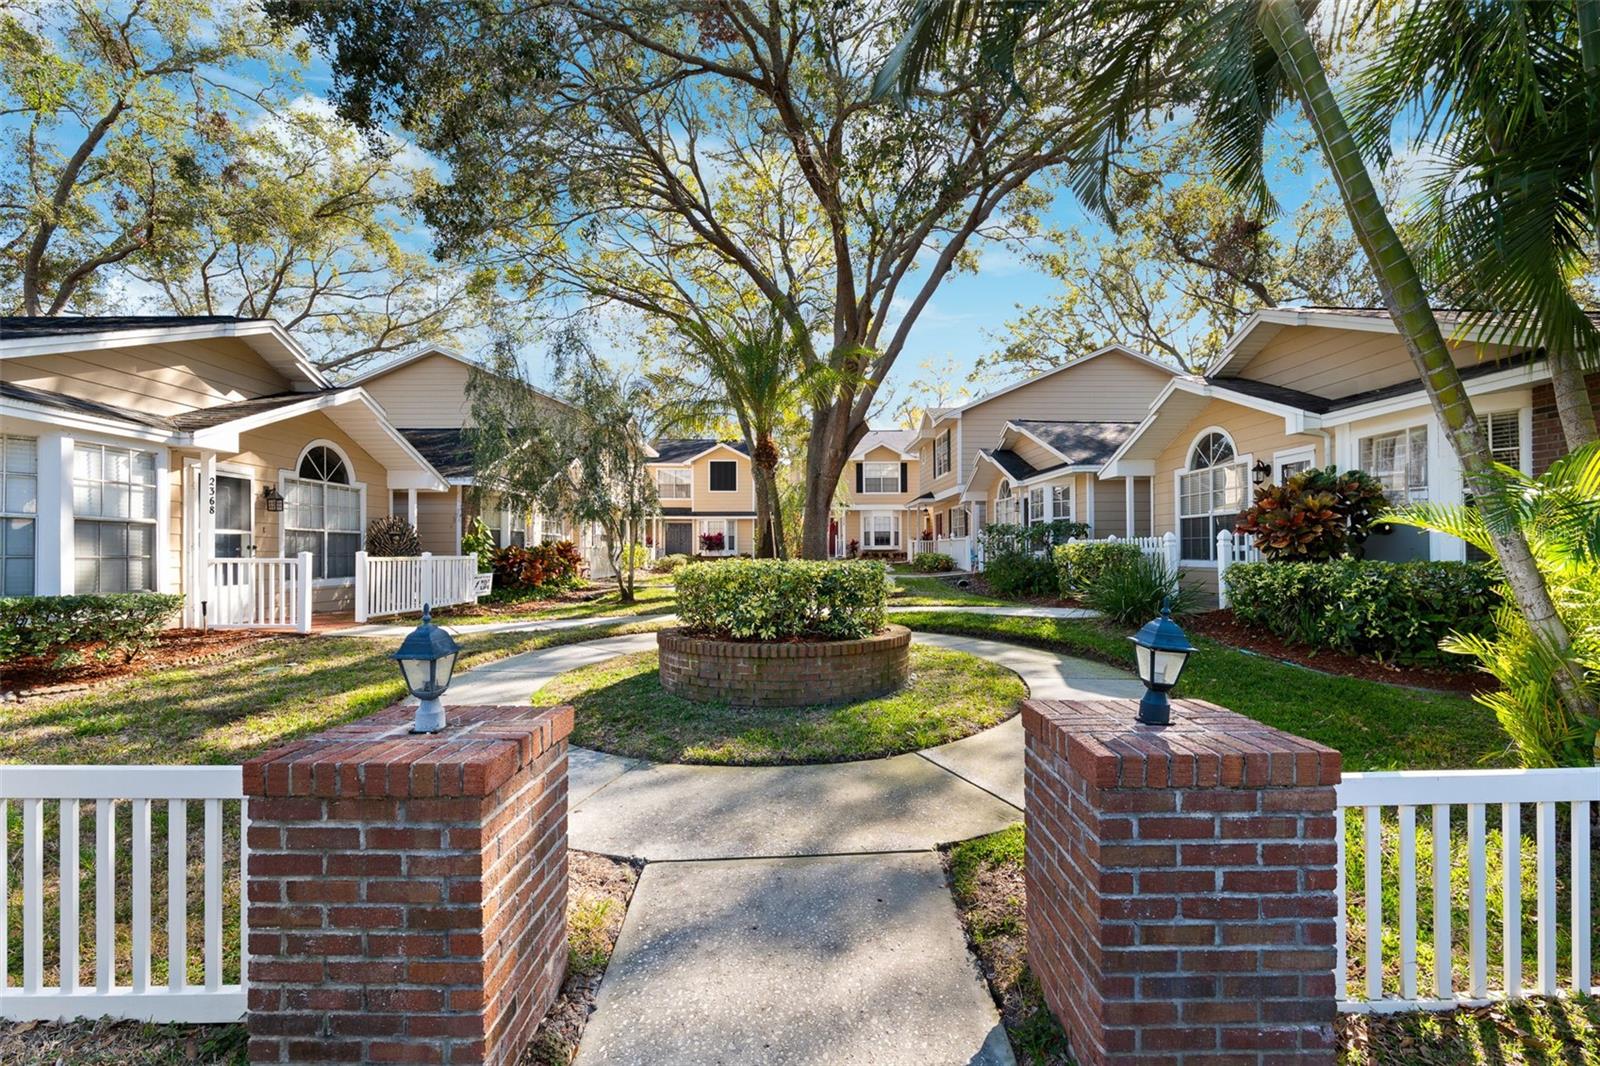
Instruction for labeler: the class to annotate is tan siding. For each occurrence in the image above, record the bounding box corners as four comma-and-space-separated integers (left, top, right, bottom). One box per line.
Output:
1092, 476, 1128, 537
359, 354, 475, 428
1149, 398, 1311, 537
689, 448, 755, 512
1006, 434, 1061, 470
838, 445, 919, 508
1237, 327, 1517, 400
5, 339, 293, 416
388, 487, 461, 554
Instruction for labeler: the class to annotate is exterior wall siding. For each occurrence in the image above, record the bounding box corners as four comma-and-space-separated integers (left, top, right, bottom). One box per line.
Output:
4, 339, 295, 416
359, 353, 476, 429
1231, 326, 1516, 401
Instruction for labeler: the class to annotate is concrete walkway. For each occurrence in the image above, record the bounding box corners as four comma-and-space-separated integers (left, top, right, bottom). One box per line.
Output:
422, 623, 1138, 1065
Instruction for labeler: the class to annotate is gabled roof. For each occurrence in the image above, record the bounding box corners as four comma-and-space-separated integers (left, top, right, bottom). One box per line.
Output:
917, 344, 1177, 432
647, 439, 750, 464
346, 344, 570, 410
984, 448, 1043, 481
396, 428, 474, 481
1007, 420, 1142, 467
168, 389, 357, 430
0, 314, 329, 390
850, 428, 918, 460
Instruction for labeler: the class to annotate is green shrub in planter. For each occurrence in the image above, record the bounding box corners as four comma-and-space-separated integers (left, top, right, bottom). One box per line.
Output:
910, 551, 956, 573
1224, 559, 1499, 664
982, 550, 1058, 598
1053, 540, 1143, 596
1, 592, 184, 666
1082, 554, 1195, 626
675, 559, 888, 640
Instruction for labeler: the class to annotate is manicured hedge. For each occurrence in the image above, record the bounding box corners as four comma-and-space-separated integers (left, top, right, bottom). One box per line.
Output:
1224, 560, 1500, 664
982, 550, 1058, 597
1053, 541, 1143, 596
1, 592, 184, 665
676, 559, 888, 640
909, 551, 956, 573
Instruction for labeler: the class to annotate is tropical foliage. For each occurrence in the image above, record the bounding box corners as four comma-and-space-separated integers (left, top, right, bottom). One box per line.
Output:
675, 560, 889, 642
908, 551, 957, 574
461, 517, 496, 573
1234, 467, 1389, 562
981, 550, 1059, 599
490, 541, 584, 598
1385, 445, 1600, 767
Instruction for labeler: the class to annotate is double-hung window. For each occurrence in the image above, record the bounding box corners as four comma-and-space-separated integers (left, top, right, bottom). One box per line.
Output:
1051, 484, 1072, 522
933, 430, 951, 478
949, 507, 969, 538
1178, 432, 1247, 561
656, 468, 692, 500
284, 445, 362, 580
74, 442, 158, 592
2, 435, 37, 596
1027, 486, 1046, 526
508, 507, 527, 548
1359, 425, 1429, 504
864, 512, 899, 548
994, 482, 1020, 526
861, 461, 900, 494
1478, 411, 1523, 470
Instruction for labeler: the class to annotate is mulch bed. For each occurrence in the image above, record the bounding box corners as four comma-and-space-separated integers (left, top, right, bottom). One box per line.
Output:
431, 583, 615, 621
2, 630, 275, 700
1183, 609, 1496, 697
935, 572, 1082, 609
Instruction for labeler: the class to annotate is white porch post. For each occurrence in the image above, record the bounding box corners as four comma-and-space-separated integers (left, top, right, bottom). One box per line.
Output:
499, 503, 511, 548
1124, 476, 1136, 537
296, 551, 314, 633
198, 452, 217, 630
453, 489, 463, 555
36, 432, 73, 597
420, 551, 434, 610
406, 489, 418, 530
1216, 529, 1233, 609
353, 550, 369, 623
1162, 530, 1180, 575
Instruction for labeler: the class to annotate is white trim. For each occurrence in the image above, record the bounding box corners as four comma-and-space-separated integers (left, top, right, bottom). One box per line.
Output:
645, 441, 748, 466
1000, 421, 1074, 466
1324, 363, 1547, 425
705, 457, 740, 494
1097, 375, 1316, 477
278, 444, 367, 587
1272, 445, 1318, 482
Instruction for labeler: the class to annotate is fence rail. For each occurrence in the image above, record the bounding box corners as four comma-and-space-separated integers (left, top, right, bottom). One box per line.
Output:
354, 551, 483, 622
1, 766, 247, 1023
1334, 767, 1596, 1014
205, 552, 312, 633
909, 535, 973, 571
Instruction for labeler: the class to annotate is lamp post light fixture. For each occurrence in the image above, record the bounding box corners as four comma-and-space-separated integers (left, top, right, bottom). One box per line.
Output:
1250, 458, 1272, 486
392, 603, 461, 733
1129, 597, 1195, 727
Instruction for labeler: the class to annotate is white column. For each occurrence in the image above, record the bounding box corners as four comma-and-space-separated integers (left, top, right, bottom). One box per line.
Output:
406, 488, 418, 530
1083, 473, 1095, 534
353, 550, 369, 624
198, 452, 217, 630
499, 502, 511, 548
35, 432, 73, 596
453, 488, 463, 555
1124, 476, 1136, 537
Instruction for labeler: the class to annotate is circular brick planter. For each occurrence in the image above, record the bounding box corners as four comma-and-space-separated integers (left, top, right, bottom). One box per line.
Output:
657, 624, 912, 708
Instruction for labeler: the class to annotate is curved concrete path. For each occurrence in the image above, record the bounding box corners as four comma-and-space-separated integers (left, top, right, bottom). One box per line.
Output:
421, 622, 1138, 1065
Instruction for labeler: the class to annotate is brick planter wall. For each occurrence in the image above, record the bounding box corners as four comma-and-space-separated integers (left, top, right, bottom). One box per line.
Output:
243, 703, 573, 1066
1024, 697, 1342, 1066
657, 624, 911, 707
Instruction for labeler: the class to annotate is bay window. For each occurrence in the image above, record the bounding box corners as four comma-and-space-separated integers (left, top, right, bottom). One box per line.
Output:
74, 441, 157, 592
284, 445, 362, 580
2, 434, 37, 596
1359, 425, 1429, 505
1027, 486, 1045, 526
1178, 431, 1247, 561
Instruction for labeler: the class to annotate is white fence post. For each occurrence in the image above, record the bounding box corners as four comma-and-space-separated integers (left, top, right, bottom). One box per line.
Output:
1162, 530, 1180, 576
1216, 528, 1233, 610
295, 551, 314, 633
353, 550, 368, 624
421, 551, 434, 611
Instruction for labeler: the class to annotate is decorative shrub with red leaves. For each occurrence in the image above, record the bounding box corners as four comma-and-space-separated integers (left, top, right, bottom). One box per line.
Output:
699, 531, 726, 553
1234, 467, 1389, 561
491, 539, 585, 594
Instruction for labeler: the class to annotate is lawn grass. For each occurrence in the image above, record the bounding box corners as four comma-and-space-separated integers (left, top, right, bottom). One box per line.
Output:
887, 573, 1012, 606
539, 644, 1025, 764
431, 582, 679, 625
892, 610, 1514, 772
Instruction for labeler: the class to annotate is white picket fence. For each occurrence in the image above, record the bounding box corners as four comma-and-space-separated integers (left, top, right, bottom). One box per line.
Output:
1062, 532, 1182, 573
908, 535, 974, 571
1335, 767, 1597, 1014
354, 551, 483, 622
0, 766, 247, 1022
1214, 529, 1263, 609
205, 553, 312, 634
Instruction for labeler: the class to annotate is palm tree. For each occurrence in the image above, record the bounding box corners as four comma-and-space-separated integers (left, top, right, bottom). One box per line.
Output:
1348, 0, 1600, 450
874, 0, 1598, 724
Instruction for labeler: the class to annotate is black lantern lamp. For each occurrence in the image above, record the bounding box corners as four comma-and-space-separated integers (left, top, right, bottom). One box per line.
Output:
1129, 597, 1195, 727
1250, 459, 1273, 486
391, 604, 461, 733
261, 485, 286, 513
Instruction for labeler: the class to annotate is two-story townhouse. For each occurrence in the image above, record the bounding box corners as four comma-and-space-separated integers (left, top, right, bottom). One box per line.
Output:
0, 316, 449, 623
831, 428, 919, 559
1098, 307, 1600, 598
349, 346, 585, 558
912, 344, 1179, 565
644, 439, 755, 557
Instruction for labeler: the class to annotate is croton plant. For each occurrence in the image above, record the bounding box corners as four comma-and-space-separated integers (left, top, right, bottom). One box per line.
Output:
1234, 467, 1389, 561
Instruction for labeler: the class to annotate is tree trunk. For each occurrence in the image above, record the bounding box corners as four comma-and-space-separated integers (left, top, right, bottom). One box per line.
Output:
753, 464, 786, 559
1550, 349, 1599, 450
1567, 0, 1600, 452
1261, 0, 1599, 726
799, 396, 861, 558
606, 522, 634, 604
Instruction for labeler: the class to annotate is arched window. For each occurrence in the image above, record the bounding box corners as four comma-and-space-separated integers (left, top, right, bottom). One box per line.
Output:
284, 442, 361, 579
994, 480, 1021, 525
1178, 430, 1246, 561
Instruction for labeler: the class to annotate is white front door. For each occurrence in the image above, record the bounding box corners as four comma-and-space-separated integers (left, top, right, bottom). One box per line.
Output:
207, 473, 257, 625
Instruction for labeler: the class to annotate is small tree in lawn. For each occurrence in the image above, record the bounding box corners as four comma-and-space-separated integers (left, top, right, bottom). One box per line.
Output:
467, 329, 656, 604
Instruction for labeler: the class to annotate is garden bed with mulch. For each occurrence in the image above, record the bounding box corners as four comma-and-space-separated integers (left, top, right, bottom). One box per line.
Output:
2, 629, 274, 700
0, 850, 640, 1066
1182, 609, 1495, 696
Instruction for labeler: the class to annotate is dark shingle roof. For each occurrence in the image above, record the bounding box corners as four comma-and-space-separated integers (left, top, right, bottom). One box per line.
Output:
1, 380, 176, 430
655, 509, 757, 517
983, 448, 1043, 481
649, 439, 749, 463
1, 315, 260, 339
398, 428, 474, 479
1010, 420, 1141, 466
167, 390, 340, 430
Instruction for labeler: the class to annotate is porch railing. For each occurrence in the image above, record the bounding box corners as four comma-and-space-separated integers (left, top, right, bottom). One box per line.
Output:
354, 551, 483, 622
1334, 767, 1596, 1014
1061, 532, 1181, 574
204, 552, 312, 634
908, 535, 973, 571
1214, 529, 1263, 608
1, 766, 248, 1023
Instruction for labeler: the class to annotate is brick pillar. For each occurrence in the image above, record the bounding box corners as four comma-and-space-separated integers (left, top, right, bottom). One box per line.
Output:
243, 703, 573, 1066
1024, 698, 1342, 1066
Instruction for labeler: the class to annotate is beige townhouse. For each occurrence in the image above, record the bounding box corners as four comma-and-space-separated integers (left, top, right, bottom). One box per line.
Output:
645, 439, 756, 558
831, 428, 920, 559
1098, 307, 1600, 598
0, 316, 448, 626
912, 344, 1179, 568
